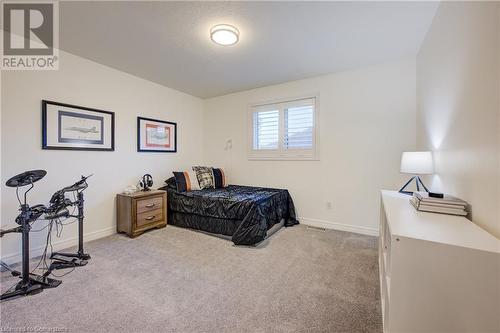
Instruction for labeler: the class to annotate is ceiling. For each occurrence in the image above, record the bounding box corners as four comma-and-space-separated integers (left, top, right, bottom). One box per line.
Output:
60, 1, 439, 99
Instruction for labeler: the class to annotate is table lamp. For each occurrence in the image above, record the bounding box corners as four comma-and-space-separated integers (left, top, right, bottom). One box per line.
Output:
399, 151, 433, 195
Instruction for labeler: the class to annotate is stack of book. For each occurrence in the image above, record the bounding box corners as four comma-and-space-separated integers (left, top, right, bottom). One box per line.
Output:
410, 192, 468, 216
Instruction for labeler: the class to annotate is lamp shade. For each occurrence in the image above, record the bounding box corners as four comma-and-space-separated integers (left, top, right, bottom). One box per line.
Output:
400, 151, 434, 175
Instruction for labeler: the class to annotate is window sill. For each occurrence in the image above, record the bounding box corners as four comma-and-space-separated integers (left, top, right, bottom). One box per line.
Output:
248, 156, 319, 161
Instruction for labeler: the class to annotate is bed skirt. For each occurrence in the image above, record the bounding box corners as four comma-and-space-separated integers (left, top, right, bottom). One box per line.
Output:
168, 211, 241, 238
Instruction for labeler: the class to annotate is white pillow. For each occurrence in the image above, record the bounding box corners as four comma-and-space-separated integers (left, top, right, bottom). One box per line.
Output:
186, 170, 201, 191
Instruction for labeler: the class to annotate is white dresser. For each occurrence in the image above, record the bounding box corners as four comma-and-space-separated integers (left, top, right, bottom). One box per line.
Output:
379, 190, 500, 333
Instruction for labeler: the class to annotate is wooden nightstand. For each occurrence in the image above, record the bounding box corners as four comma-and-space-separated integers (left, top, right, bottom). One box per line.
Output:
116, 189, 167, 237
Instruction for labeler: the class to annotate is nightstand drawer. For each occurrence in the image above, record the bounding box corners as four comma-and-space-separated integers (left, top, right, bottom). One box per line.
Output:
136, 196, 163, 214
136, 209, 163, 227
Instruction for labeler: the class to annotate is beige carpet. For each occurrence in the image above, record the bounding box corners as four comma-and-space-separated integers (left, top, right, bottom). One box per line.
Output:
1, 225, 382, 332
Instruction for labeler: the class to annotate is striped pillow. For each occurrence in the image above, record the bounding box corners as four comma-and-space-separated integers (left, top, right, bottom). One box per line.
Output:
173, 171, 201, 192
212, 168, 227, 188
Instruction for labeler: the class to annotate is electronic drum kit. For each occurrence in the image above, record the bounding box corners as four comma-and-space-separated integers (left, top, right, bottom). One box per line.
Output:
1, 170, 92, 301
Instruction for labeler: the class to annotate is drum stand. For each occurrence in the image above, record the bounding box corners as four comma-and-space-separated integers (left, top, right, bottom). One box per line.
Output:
1, 205, 61, 301
49, 191, 91, 270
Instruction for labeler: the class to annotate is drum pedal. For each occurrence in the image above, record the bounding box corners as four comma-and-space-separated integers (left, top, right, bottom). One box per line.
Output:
51, 254, 88, 267
28, 273, 62, 288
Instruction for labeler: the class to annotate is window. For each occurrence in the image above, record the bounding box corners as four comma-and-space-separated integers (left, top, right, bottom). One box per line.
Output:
249, 97, 318, 160
284, 104, 314, 149
253, 109, 279, 150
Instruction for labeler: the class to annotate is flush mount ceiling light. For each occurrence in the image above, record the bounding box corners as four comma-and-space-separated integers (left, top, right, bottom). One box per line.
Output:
210, 24, 239, 46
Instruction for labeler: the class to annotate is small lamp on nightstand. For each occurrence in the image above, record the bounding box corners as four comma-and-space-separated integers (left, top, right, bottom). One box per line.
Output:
399, 151, 433, 195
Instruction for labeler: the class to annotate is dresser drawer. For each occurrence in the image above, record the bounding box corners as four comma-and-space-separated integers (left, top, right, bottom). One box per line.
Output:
136, 209, 163, 227
136, 196, 163, 214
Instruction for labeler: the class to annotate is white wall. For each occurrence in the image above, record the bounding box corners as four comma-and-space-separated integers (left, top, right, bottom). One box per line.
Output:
416, 2, 500, 238
203, 59, 417, 234
1, 51, 204, 263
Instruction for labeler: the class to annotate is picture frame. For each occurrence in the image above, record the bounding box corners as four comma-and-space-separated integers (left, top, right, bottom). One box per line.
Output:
42, 100, 115, 151
137, 117, 177, 153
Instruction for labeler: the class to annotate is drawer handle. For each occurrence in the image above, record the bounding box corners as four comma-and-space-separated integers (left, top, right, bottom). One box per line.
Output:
145, 215, 156, 221
145, 203, 156, 208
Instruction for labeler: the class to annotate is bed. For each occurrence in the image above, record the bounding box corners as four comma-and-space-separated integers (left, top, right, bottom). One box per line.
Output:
159, 178, 299, 245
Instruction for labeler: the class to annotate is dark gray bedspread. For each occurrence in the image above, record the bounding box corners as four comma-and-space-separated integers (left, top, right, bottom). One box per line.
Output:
160, 183, 299, 245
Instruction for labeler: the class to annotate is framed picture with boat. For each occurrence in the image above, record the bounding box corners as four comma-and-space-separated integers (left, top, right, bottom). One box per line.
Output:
137, 117, 177, 153
42, 100, 115, 151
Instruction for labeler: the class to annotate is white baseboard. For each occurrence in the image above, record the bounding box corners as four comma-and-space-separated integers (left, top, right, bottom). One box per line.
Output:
1, 226, 116, 266
299, 217, 379, 236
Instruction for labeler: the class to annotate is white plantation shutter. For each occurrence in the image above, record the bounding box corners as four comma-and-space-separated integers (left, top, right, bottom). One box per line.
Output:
250, 97, 317, 160
253, 110, 279, 149
284, 105, 314, 149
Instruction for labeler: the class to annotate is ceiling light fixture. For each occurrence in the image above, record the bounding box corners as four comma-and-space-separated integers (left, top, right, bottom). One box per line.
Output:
210, 24, 239, 46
